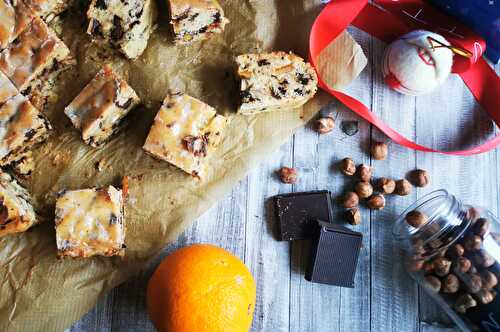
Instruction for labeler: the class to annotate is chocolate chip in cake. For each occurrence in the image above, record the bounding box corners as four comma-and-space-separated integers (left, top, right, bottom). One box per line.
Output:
183, 135, 208, 157
95, 0, 107, 10
258, 59, 270, 66
111, 16, 124, 41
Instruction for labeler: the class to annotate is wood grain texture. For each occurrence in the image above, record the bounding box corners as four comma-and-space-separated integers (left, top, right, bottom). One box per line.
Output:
68, 23, 500, 332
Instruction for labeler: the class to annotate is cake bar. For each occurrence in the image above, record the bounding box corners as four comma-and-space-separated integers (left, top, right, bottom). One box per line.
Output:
0, 171, 38, 238
55, 185, 126, 258
86, 0, 157, 59
0, 17, 70, 92
0, 0, 35, 50
168, 0, 229, 44
64, 65, 141, 148
236, 52, 318, 115
143, 91, 229, 179
0, 94, 52, 167
23, 0, 70, 21
273, 190, 334, 241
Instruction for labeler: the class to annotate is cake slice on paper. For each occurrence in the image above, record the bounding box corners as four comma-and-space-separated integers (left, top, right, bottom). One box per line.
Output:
236, 52, 318, 115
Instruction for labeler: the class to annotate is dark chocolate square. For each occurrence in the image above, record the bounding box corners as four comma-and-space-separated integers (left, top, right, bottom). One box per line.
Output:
273, 190, 333, 241
305, 221, 362, 288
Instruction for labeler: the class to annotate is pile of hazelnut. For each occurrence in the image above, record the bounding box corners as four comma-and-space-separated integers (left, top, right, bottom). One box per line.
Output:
338, 142, 430, 225
405, 213, 499, 315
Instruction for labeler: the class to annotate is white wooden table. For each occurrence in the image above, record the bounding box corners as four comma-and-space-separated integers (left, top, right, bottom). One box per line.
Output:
68, 27, 500, 332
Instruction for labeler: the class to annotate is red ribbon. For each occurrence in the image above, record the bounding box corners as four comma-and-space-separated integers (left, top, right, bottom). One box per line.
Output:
309, 0, 500, 155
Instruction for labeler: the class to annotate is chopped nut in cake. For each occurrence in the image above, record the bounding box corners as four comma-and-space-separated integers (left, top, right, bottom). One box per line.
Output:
64, 65, 141, 148
0, 71, 18, 105
236, 52, 318, 115
169, 0, 229, 44
143, 91, 229, 179
0, 0, 35, 50
86, 0, 157, 59
23, 0, 70, 21
55, 185, 126, 258
0, 17, 70, 92
0, 171, 38, 238
0, 94, 52, 167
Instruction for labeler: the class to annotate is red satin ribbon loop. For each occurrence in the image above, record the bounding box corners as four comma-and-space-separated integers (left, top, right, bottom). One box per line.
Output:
309, 0, 500, 155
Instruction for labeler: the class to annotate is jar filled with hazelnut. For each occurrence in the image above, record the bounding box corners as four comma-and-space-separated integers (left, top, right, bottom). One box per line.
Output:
393, 190, 500, 332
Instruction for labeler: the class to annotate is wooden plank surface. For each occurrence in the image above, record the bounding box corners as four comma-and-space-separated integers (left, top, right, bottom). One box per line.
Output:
69, 25, 500, 332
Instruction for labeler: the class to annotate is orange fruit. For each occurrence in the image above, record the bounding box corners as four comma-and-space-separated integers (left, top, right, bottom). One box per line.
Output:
147, 244, 256, 332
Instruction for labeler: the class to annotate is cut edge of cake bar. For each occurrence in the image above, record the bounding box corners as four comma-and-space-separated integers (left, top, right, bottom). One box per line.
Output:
0, 94, 52, 167
169, 0, 229, 44
142, 91, 229, 179
55, 183, 126, 258
86, 0, 157, 59
236, 51, 318, 115
64, 65, 141, 148
0, 171, 38, 238
23, 0, 71, 22
0, 17, 71, 92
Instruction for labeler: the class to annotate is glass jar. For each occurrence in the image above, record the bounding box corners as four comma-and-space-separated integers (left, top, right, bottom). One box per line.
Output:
393, 190, 500, 332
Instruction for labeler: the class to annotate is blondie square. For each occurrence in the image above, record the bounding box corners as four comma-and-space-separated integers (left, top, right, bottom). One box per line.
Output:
64, 65, 140, 148
55, 185, 126, 258
236, 52, 318, 115
169, 0, 229, 44
0, 0, 35, 50
143, 91, 229, 179
0, 94, 52, 167
0, 171, 38, 238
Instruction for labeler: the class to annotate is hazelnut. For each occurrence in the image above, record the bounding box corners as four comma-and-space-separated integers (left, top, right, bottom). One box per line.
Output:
447, 243, 465, 259
357, 164, 373, 182
371, 141, 388, 160
346, 208, 361, 226
466, 273, 483, 293
395, 179, 412, 196
341, 192, 359, 209
377, 177, 395, 194
464, 234, 482, 251
410, 169, 430, 187
433, 257, 452, 277
279, 167, 298, 184
453, 257, 472, 274
354, 181, 373, 199
472, 218, 490, 237
405, 210, 428, 228
367, 194, 385, 210
425, 275, 441, 292
406, 258, 424, 272
473, 251, 495, 268
340, 158, 356, 176
480, 270, 498, 289
442, 274, 460, 293
476, 289, 495, 305
454, 294, 477, 314
315, 117, 335, 134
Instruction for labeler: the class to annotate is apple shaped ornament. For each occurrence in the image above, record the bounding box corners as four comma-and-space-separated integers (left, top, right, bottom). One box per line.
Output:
382, 30, 454, 96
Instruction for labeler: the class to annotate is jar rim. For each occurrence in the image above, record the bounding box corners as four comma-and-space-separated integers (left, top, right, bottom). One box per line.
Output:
392, 189, 452, 240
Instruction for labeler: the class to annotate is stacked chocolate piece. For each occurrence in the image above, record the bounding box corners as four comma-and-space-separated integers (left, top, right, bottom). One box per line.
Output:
273, 190, 363, 287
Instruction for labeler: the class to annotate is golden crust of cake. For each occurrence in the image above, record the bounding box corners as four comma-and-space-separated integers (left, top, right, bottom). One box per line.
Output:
0, 94, 52, 166
0, 0, 35, 50
64, 65, 141, 148
0, 171, 38, 238
169, 0, 229, 44
236, 52, 318, 115
55, 185, 126, 258
0, 17, 70, 91
143, 91, 229, 179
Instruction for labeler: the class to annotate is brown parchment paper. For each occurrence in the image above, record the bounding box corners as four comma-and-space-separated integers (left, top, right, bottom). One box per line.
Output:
0, 1, 367, 331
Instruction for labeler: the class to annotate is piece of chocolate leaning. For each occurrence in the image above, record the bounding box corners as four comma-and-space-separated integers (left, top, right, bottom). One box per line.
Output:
305, 221, 362, 288
273, 190, 333, 241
